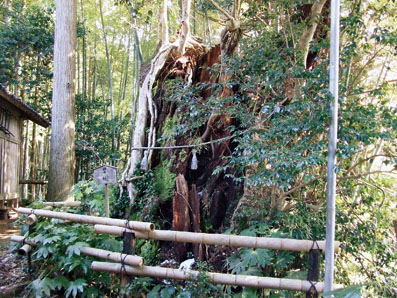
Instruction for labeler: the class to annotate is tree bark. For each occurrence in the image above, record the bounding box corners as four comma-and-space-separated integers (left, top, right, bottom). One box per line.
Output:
298, 0, 328, 67
99, 0, 115, 161
47, 0, 77, 202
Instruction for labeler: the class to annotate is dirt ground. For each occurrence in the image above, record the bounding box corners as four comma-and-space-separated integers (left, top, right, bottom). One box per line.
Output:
0, 218, 30, 298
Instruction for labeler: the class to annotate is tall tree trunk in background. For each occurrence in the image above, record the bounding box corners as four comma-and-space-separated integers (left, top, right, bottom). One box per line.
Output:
30, 68, 40, 201
21, 121, 30, 200
80, 0, 87, 105
47, 0, 77, 202
99, 0, 115, 163
4, 0, 10, 24
30, 123, 37, 200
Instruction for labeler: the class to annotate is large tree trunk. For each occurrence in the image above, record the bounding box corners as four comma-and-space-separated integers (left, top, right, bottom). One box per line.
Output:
47, 0, 77, 202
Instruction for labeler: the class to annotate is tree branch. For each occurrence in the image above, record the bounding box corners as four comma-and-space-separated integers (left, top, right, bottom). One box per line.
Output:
207, 0, 234, 21
160, 0, 169, 45
297, 0, 327, 67
346, 154, 393, 174
281, 170, 395, 199
178, 0, 191, 54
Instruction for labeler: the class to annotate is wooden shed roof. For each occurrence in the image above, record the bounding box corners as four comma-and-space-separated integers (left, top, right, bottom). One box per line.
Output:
0, 84, 50, 128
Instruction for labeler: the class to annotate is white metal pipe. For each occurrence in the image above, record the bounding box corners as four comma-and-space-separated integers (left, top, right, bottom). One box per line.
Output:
325, 0, 340, 294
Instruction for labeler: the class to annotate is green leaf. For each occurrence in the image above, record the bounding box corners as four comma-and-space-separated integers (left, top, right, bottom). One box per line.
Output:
65, 278, 87, 298
242, 287, 258, 298
321, 285, 362, 298
147, 284, 163, 298
42, 235, 61, 245
31, 277, 57, 297
66, 242, 87, 257
53, 275, 70, 290
161, 286, 176, 298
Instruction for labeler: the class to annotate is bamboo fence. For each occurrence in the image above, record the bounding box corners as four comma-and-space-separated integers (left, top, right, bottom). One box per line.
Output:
10, 235, 36, 246
94, 224, 340, 253
91, 261, 326, 292
10, 235, 36, 255
79, 246, 144, 267
17, 208, 154, 232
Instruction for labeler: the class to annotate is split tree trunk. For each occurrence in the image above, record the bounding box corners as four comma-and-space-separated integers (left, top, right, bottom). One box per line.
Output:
119, 0, 245, 263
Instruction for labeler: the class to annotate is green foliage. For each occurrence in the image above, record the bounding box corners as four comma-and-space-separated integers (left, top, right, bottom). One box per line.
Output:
19, 211, 122, 297
153, 160, 176, 202
121, 277, 155, 297
71, 180, 107, 216
75, 95, 131, 177
111, 185, 130, 219
145, 262, 221, 298
227, 207, 322, 297
336, 176, 397, 297
322, 285, 362, 298
0, 1, 54, 117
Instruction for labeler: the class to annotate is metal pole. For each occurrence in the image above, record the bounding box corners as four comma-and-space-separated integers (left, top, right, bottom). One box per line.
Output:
325, 0, 340, 295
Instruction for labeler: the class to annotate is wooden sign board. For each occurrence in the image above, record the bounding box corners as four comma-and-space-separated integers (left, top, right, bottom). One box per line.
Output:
93, 165, 117, 185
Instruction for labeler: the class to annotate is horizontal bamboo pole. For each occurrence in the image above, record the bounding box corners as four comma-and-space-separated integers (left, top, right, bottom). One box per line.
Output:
10, 235, 36, 246
80, 246, 144, 267
91, 262, 325, 292
94, 225, 340, 253
44, 201, 81, 207
17, 208, 155, 232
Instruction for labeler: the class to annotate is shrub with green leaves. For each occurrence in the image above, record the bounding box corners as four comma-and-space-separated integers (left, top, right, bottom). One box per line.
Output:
15, 209, 122, 297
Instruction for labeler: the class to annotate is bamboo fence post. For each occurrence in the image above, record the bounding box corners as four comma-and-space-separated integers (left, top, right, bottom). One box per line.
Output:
94, 225, 340, 253
306, 244, 321, 298
104, 184, 109, 217
26, 214, 38, 225
91, 261, 332, 292
121, 231, 136, 289
17, 207, 155, 232
79, 246, 143, 267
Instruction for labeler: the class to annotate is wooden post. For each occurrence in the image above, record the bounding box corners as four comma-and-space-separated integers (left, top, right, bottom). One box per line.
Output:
120, 231, 136, 294
93, 165, 117, 218
105, 184, 109, 217
306, 245, 320, 298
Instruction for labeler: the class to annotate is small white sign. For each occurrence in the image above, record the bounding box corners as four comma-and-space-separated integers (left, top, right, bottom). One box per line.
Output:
93, 165, 117, 185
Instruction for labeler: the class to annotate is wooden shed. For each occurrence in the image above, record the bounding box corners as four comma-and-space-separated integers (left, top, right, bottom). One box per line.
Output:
0, 85, 50, 219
